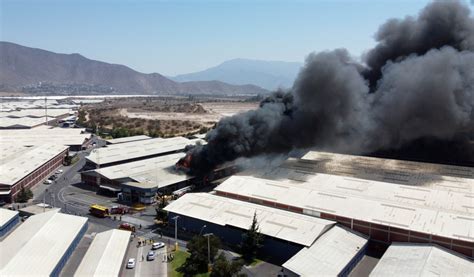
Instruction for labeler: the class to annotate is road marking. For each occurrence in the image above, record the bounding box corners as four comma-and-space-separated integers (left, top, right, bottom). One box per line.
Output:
136, 245, 144, 277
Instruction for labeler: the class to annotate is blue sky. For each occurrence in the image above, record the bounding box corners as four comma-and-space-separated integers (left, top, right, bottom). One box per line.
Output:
2, 0, 466, 76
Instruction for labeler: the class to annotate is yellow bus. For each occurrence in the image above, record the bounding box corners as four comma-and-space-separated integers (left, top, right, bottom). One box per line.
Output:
89, 204, 109, 218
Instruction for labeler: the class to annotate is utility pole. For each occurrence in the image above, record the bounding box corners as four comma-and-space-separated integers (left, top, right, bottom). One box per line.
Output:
203, 233, 214, 271
44, 96, 48, 126
172, 215, 179, 251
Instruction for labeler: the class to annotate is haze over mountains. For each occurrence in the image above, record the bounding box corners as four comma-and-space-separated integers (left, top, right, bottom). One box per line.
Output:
0, 41, 268, 95
172, 58, 302, 90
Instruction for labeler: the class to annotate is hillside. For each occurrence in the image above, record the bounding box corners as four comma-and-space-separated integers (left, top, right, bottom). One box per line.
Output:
172, 58, 302, 90
0, 42, 268, 95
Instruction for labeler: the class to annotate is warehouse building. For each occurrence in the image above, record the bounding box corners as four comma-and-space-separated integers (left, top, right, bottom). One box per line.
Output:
74, 229, 131, 277
294, 151, 474, 185
0, 108, 72, 118
81, 153, 193, 203
0, 210, 88, 277
215, 174, 474, 258
0, 108, 73, 129
370, 243, 473, 276
0, 128, 92, 150
0, 208, 19, 237
105, 135, 151, 145
0, 144, 68, 202
85, 136, 193, 169
164, 192, 336, 263
0, 116, 58, 129
282, 226, 368, 277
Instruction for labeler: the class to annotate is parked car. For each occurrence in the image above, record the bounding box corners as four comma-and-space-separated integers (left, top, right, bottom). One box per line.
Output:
151, 242, 165, 250
126, 258, 136, 269
43, 180, 53, 185
55, 169, 63, 174
49, 175, 57, 180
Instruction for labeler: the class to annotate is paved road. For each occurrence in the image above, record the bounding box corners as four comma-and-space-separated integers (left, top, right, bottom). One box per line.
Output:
122, 238, 168, 277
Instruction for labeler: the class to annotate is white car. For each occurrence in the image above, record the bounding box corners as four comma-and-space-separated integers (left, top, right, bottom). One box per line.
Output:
126, 258, 135, 269
152, 242, 165, 250
43, 180, 53, 185
147, 251, 155, 261
55, 169, 63, 174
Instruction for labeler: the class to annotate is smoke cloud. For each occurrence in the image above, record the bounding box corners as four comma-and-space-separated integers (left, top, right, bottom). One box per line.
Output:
186, 0, 474, 175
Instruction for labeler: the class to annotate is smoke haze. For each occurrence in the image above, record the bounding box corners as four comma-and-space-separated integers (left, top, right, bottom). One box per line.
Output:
186, 0, 474, 175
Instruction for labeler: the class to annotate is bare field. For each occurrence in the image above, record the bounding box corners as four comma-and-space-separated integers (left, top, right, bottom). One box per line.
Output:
124, 102, 258, 122
79, 97, 260, 138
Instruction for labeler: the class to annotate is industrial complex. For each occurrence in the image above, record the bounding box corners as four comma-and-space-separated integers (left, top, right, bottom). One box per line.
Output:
0, 98, 472, 276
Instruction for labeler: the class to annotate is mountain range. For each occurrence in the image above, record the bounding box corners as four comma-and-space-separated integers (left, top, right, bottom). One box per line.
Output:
171, 58, 302, 90
0, 42, 268, 95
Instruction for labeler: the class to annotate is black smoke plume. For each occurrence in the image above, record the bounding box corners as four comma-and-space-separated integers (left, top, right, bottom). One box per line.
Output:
185, 1, 474, 175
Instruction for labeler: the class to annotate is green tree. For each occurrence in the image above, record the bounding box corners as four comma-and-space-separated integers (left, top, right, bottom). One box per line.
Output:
16, 186, 33, 203
154, 195, 168, 222
178, 235, 222, 276
210, 253, 245, 277
240, 212, 263, 262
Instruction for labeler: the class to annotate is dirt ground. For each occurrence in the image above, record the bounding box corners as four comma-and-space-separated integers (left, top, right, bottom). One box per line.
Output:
123, 102, 258, 122
80, 97, 259, 137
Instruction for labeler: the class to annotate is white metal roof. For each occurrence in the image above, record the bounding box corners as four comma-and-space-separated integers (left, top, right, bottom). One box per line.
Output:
74, 229, 130, 277
300, 151, 474, 189
0, 144, 68, 186
370, 243, 474, 276
92, 152, 191, 189
0, 208, 19, 228
164, 193, 335, 246
71, 99, 104, 104
0, 116, 51, 128
0, 128, 90, 147
0, 109, 72, 118
283, 226, 368, 276
105, 135, 152, 144
215, 174, 474, 243
0, 210, 88, 276
87, 137, 192, 165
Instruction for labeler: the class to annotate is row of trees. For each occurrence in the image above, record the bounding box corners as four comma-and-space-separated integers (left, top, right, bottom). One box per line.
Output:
178, 212, 263, 276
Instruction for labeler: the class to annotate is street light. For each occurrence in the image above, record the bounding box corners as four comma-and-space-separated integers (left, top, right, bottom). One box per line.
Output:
199, 225, 207, 236
203, 233, 214, 270
172, 215, 180, 251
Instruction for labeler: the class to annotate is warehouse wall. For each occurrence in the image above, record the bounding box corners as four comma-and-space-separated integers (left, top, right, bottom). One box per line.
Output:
6, 149, 68, 203
0, 213, 19, 237
167, 212, 303, 264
